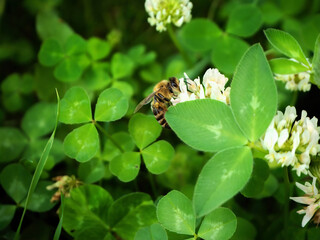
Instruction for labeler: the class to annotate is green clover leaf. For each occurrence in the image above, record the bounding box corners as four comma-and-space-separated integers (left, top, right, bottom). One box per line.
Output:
63, 123, 99, 162
109, 152, 141, 182
129, 113, 162, 150
141, 140, 174, 174
94, 88, 129, 122
59, 87, 92, 124
157, 190, 196, 235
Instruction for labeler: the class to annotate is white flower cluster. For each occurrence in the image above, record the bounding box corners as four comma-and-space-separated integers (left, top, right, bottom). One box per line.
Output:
261, 106, 320, 176
290, 173, 320, 227
275, 72, 311, 92
171, 68, 230, 106
145, 0, 192, 32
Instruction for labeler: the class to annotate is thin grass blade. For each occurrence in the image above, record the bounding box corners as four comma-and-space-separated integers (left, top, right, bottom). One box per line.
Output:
53, 194, 65, 240
14, 89, 60, 240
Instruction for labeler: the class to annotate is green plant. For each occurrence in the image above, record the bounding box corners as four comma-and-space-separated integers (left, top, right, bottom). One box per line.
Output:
1, 1, 320, 240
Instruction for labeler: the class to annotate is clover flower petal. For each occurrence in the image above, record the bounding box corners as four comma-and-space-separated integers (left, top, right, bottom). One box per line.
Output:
290, 196, 316, 205
263, 126, 278, 151
278, 129, 289, 148
284, 106, 297, 123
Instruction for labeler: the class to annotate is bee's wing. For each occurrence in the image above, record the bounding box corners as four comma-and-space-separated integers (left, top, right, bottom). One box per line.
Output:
134, 91, 157, 113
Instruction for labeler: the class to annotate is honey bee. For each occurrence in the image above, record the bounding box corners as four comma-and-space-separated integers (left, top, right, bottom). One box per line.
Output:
134, 77, 181, 128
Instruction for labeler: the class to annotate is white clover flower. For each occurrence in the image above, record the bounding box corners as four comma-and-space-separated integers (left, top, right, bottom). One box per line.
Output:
260, 106, 320, 176
274, 72, 311, 92
203, 68, 228, 92
290, 174, 320, 227
145, 0, 193, 32
170, 68, 230, 106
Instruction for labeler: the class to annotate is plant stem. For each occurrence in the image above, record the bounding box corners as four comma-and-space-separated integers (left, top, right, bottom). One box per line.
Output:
247, 141, 268, 154
290, 91, 298, 106
252, 0, 259, 5
148, 172, 158, 198
94, 122, 124, 153
185, 55, 210, 79
82, 0, 93, 36
283, 167, 290, 240
167, 24, 192, 67
264, 48, 277, 56
207, 0, 222, 20
0, 0, 5, 18
134, 178, 139, 192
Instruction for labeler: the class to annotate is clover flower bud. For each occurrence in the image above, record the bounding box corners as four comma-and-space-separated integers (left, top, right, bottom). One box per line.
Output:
46, 175, 81, 202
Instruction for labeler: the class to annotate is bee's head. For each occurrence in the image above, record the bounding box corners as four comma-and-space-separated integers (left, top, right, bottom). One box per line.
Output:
169, 77, 180, 93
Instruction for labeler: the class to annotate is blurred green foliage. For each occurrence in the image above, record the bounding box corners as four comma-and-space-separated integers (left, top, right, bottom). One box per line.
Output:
0, 0, 320, 239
